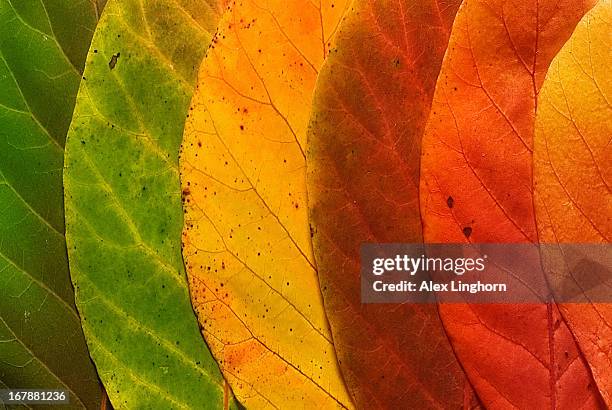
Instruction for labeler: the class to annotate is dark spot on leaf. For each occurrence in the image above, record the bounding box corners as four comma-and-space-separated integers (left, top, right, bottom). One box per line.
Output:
447, 196, 454, 208
109, 53, 120, 70
463, 226, 472, 238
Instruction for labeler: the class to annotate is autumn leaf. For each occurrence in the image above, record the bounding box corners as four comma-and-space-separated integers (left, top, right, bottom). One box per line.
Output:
419, 0, 603, 407
180, 0, 354, 407
534, 0, 612, 403
63, 0, 237, 408
305, 0, 477, 408
0, 0, 103, 406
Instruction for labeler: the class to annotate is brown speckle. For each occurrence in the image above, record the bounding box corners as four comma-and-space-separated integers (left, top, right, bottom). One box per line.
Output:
109, 53, 120, 70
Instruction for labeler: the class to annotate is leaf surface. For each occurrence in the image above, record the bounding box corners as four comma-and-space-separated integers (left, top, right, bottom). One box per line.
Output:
0, 0, 102, 406
180, 0, 354, 407
63, 0, 236, 408
534, 0, 612, 403
419, 0, 602, 407
305, 0, 474, 408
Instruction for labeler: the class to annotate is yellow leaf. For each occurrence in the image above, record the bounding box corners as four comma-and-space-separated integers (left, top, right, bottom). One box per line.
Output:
534, 0, 612, 403
180, 0, 353, 407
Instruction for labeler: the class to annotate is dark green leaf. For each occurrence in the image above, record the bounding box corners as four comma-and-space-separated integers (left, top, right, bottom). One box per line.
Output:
0, 0, 102, 407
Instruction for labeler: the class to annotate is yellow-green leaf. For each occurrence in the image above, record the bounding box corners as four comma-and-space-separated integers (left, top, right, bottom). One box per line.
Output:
63, 0, 237, 408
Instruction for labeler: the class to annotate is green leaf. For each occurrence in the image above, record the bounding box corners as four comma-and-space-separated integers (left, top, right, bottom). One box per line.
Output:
0, 0, 103, 407
63, 0, 237, 408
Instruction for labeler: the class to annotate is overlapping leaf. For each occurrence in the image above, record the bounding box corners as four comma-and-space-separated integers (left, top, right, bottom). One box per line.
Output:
0, 0, 102, 406
63, 0, 237, 408
534, 0, 612, 403
180, 0, 354, 407
305, 0, 475, 408
419, 0, 602, 407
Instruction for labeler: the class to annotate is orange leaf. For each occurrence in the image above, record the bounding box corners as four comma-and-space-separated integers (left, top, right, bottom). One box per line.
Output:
420, 0, 602, 407
306, 0, 474, 408
534, 0, 612, 403
180, 0, 353, 407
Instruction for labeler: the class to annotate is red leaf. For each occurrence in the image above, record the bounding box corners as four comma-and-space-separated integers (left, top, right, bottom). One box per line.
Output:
307, 0, 473, 407
419, 0, 603, 407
